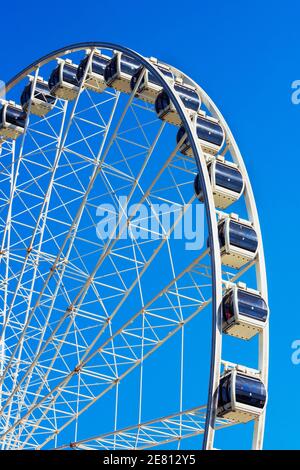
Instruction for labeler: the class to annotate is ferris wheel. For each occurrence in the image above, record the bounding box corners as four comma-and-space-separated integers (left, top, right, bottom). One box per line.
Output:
0, 43, 269, 450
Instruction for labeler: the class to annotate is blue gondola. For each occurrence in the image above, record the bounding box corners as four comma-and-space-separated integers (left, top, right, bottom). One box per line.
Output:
21, 78, 56, 116
194, 156, 244, 209
130, 60, 174, 104
177, 111, 224, 155
104, 52, 141, 93
217, 368, 267, 423
0, 101, 26, 140
155, 80, 201, 126
217, 214, 258, 269
77, 50, 110, 93
222, 283, 268, 339
48, 59, 79, 101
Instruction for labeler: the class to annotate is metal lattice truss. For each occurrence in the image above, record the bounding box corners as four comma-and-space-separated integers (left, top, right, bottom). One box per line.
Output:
0, 44, 268, 451
0, 78, 216, 449
58, 406, 231, 450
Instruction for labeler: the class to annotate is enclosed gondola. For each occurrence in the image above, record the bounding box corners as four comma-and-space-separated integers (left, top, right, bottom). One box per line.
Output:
0, 100, 26, 140
222, 283, 268, 340
217, 214, 258, 269
77, 50, 110, 93
194, 156, 244, 209
130, 58, 174, 104
48, 59, 79, 101
217, 368, 267, 423
104, 52, 141, 93
21, 77, 56, 116
177, 111, 225, 155
155, 79, 201, 126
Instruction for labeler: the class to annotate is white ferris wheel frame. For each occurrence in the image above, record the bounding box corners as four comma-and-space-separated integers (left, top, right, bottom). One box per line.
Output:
1, 42, 269, 450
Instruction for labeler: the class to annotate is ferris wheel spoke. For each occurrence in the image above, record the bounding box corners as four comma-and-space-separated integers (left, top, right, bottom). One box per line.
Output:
2, 191, 196, 441
0, 70, 154, 385
7, 239, 214, 426
0, 70, 164, 426
0, 126, 168, 418
0, 129, 77, 412
0, 101, 69, 345
0, 44, 269, 450
1, 58, 99, 334
0, 96, 76, 346
0, 116, 179, 415
3, 247, 212, 448
125, 233, 145, 450
0, 140, 16, 434
0, 143, 15, 217
0, 90, 122, 394
55, 405, 232, 450
0, 69, 41, 263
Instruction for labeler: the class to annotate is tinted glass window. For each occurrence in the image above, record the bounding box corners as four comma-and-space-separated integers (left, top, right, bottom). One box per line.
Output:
22, 82, 55, 105
48, 66, 60, 90
6, 107, 26, 128
174, 84, 200, 112
78, 56, 108, 81
155, 91, 170, 114
218, 376, 231, 408
104, 55, 118, 82
196, 117, 224, 146
222, 290, 235, 321
158, 66, 173, 80
63, 64, 78, 86
229, 220, 258, 253
237, 290, 268, 322
20, 84, 31, 107
0, 106, 4, 125
176, 126, 188, 145
35, 82, 56, 104
218, 220, 226, 249
132, 66, 173, 91
194, 173, 203, 199
130, 67, 145, 91
235, 375, 266, 408
120, 54, 140, 76
215, 163, 243, 193
77, 56, 88, 81
92, 55, 109, 75
147, 70, 159, 86
148, 66, 172, 86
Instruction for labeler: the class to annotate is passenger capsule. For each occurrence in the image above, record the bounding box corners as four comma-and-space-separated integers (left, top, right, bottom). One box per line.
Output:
155, 80, 201, 126
0, 101, 26, 140
21, 78, 56, 116
77, 50, 110, 93
104, 52, 140, 94
217, 214, 258, 269
194, 156, 244, 209
48, 59, 79, 101
130, 60, 174, 104
177, 112, 225, 155
222, 283, 268, 340
217, 369, 267, 423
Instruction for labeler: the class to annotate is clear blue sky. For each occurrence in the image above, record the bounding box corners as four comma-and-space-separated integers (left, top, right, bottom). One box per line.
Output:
1, 0, 299, 449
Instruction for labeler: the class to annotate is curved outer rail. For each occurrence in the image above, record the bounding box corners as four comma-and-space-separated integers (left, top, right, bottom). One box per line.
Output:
176, 72, 269, 449
2, 42, 268, 450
